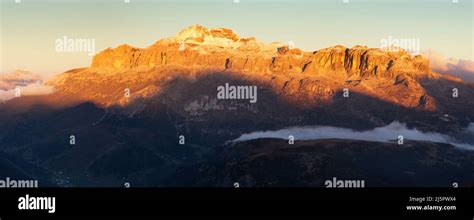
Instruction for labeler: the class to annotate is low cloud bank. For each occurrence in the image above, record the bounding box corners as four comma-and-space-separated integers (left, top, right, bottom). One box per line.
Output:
232, 122, 474, 150
423, 51, 474, 83
0, 70, 55, 101
0, 83, 55, 101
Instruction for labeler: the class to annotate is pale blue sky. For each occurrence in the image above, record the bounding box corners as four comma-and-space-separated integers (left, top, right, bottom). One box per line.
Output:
1, 0, 472, 76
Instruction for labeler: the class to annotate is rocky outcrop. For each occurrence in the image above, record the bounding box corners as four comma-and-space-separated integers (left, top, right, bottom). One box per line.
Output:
48, 25, 467, 111
90, 25, 432, 80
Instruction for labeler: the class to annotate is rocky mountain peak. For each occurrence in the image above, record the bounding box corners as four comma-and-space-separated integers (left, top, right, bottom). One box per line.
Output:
90, 25, 432, 79
49, 25, 467, 111
175, 25, 242, 46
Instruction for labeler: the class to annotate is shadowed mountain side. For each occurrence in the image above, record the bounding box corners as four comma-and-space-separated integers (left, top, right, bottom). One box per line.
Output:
0, 101, 212, 186
421, 76, 474, 123
2, 69, 472, 146
111, 70, 473, 135
164, 138, 474, 187
0, 151, 56, 187
1, 25, 474, 187
0, 71, 473, 186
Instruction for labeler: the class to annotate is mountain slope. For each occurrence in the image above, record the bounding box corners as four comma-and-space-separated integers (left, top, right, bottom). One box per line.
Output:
39, 25, 474, 134
2, 25, 474, 187
49, 25, 443, 110
168, 138, 474, 187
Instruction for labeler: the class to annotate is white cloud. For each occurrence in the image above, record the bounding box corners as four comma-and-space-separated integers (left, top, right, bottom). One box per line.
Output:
0, 70, 55, 101
423, 50, 474, 83
232, 122, 474, 150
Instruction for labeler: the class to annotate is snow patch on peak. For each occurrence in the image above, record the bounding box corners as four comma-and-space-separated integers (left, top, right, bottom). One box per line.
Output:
175, 25, 247, 49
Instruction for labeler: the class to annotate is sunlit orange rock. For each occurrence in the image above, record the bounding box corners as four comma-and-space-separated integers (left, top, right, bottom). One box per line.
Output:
49, 25, 455, 111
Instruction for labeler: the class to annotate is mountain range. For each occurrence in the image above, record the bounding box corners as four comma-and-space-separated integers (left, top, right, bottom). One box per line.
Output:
1, 25, 474, 187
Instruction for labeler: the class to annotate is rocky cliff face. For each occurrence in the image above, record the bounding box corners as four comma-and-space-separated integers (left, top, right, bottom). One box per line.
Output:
48, 25, 447, 111
90, 25, 431, 80
3, 26, 474, 187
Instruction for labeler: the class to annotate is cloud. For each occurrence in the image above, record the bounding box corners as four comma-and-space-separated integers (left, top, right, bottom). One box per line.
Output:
232, 122, 474, 150
0, 70, 42, 90
423, 50, 474, 83
0, 70, 55, 101
468, 123, 474, 133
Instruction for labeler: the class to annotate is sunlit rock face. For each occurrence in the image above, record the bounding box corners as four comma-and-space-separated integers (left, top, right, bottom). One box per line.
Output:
45, 25, 459, 113
2, 26, 474, 187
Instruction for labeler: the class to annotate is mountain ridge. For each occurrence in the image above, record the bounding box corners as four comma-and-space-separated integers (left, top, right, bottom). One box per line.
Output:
44, 25, 470, 113
1, 25, 467, 135
87, 25, 433, 79
2, 26, 474, 187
